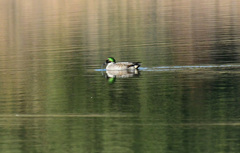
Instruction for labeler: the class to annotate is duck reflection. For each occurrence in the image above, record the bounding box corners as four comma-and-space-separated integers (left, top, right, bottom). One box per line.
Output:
104, 69, 140, 84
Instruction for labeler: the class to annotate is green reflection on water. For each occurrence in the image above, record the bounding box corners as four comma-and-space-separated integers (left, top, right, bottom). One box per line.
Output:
0, 116, 239, 153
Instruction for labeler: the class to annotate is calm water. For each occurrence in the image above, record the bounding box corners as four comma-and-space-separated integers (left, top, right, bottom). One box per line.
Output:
0, 0, 240, 153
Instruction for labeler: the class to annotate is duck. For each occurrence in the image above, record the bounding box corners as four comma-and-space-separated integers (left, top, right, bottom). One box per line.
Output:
103, 57, 141, 70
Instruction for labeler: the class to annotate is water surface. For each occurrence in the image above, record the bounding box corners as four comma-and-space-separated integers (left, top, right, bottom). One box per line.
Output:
0, 0, 240, 153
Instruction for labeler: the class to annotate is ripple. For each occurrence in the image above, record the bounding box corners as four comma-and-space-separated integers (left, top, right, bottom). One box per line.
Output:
95, 69, 106, 71
139, 64, 240, 71
95, 64, 240, 72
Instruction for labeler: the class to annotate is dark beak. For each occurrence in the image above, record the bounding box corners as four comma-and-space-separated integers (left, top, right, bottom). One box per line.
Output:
103, 60, 109, 65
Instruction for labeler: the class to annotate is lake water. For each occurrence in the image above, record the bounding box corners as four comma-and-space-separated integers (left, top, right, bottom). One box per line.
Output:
0, 0, 240, 153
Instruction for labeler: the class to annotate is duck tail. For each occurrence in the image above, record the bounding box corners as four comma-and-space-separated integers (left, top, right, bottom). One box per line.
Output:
128, 62, 141, 69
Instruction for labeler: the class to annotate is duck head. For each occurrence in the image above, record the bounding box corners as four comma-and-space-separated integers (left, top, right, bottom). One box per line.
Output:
104, 57, 116, 65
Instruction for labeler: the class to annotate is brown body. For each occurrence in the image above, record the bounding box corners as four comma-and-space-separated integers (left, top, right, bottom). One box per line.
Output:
104, 57, 141, 70
106, 62, 141, 70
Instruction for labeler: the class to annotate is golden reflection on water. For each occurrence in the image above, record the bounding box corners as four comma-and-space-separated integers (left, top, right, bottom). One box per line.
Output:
1, 0, 239, 65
